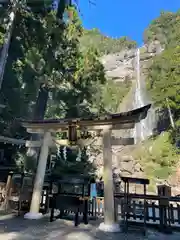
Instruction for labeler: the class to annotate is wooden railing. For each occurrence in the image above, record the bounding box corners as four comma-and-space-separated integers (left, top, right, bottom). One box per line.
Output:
2, 181, 180, 232
87, 194, 180, 230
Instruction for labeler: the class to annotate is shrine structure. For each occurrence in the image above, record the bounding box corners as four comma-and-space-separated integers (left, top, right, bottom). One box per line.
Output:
21, 104, 151, 232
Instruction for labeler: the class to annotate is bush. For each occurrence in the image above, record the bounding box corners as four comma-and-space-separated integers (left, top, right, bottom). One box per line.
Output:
133, 131, 178, 181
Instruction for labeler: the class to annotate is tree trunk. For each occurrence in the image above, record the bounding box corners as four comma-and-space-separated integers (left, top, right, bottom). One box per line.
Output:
57, 0, 68, 19
0, 1, 17, 90
27, 86, 49, 162
27, 1, 67, 165
33, 86, 49, 120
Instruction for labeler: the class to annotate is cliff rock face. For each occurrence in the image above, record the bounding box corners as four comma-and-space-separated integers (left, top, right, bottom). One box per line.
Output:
101, 40, 162, 85
101, 49, 135, 82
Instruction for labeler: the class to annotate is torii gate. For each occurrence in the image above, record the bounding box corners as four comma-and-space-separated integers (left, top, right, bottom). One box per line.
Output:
21, 104, 151, 232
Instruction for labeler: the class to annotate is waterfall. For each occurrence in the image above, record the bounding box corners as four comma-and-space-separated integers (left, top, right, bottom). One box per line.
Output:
133, 48, 155, 143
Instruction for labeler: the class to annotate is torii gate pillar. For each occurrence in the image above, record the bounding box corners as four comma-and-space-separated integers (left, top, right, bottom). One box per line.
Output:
24, 131, 51, 219
99, 126, 120, 232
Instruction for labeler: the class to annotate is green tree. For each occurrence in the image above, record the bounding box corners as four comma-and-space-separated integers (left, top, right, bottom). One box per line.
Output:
0, 3, 7, 46
98, 80, 130, 113
14, 6, 106, 119
1, 3, 106, 173
145, 10, 180, 131
47, 46, 106, 119
147, 47, 180, 117
147, 46, 180, 132
144, 10, 180, 47
1, 1, 73, 137
81, 28, 136, 55
52, 146, 95, 176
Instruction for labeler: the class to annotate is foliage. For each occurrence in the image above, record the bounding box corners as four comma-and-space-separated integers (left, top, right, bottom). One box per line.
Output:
15, 6, 106, 118
15, 8, 80, 90
0, 4, 107, 175
144, 10, 180, 47
1, 2, 133, 138
145, 10, 180, 145
130, 10, 180, 189
45, 47, 106, 119
133, 132, 178, 182
91, 79, 131, 114
0, 5, 7, 46
147, 46, 180, 119
14, 151, 36, 173
80, 28, 136, 55
0, 26, 5, 46
0, 5, 106, 136
52, 147, 96, 176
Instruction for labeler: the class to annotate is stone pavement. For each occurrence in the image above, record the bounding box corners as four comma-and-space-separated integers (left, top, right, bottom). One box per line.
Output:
1, 214, 180, 240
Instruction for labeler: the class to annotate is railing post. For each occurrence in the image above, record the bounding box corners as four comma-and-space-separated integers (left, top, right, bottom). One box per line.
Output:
157, 185, 172, 233
114, 197, 118, 222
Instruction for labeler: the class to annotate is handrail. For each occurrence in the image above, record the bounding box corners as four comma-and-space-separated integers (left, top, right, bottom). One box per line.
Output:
93, 193, 180, 202
114, 193, 180, 202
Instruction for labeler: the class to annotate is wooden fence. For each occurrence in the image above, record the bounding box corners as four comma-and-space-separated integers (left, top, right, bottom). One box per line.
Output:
87, 194, 180, 230
2, 178, 180, 231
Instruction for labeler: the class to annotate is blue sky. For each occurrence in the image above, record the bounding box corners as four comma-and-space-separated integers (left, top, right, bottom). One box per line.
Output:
77, 0, 180, 45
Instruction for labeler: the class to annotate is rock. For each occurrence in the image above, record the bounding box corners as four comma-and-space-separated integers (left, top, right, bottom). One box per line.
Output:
101, 49, 135, 82
134, 162, 144, 173
95, 166, 103, 179
147, 40, 163, 53
100, 41, 163, 86
140, 52, 155, 61
121, 155, 134, 162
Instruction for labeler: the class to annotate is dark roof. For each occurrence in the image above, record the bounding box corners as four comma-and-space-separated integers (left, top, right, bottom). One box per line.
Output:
22, 104, 151, 125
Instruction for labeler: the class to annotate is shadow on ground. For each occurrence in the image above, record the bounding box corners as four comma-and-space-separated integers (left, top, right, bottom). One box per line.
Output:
1, 214, 180, 240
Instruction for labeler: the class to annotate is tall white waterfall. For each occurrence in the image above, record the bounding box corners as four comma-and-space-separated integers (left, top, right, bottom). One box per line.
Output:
134, 49, 155, 143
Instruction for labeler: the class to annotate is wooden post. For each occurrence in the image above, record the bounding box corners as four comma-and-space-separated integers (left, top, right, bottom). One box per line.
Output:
99, 126, 120, 232
157, 185, 172, 233
3, 172, 13, 212
24, 131, 50, 219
